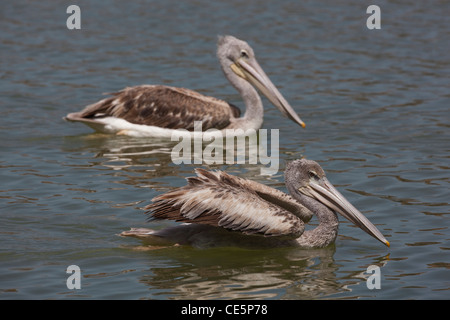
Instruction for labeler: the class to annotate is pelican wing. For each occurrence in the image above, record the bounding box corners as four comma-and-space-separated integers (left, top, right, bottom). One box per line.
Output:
146, 169, 305, 238
239, 179, 313, 223
65, 85, 240, 131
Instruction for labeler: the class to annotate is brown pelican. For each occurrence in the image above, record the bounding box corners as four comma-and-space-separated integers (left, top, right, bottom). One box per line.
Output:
121, 159, 390, 249
64, 36, 305, 137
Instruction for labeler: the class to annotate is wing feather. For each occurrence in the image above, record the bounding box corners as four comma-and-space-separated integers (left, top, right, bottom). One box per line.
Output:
238, 179, 313, 222
146, 169, 305, 238
68, 85, 240, 131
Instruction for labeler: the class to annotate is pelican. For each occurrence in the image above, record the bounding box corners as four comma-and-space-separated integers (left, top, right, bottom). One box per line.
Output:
121, 159, 390, 249
64, 35, 305, 138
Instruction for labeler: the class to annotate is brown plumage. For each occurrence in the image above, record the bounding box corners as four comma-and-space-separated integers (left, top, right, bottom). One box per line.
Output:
147, 168, 310, 238
66, 85, 240, 131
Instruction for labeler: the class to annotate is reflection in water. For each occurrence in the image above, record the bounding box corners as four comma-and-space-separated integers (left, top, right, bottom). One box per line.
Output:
129, 245, 390, 299
62, 134, 180, 187
138, 245, 340, 299
63, 132, 283, 184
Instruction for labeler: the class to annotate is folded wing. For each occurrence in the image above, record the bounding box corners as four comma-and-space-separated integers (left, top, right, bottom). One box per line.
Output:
65, 85, 241, 131
146, 169, 306, 238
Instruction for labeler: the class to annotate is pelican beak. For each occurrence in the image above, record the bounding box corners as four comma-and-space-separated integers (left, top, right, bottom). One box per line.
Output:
300, 177, 390, 247
231, 58, 306, 128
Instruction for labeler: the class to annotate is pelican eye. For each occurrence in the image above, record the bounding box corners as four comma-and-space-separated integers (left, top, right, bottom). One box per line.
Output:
308, 170, 319, 181
240, 49, 249, 58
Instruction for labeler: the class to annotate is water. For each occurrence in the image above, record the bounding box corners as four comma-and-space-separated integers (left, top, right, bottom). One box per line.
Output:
1, 0, 449, 300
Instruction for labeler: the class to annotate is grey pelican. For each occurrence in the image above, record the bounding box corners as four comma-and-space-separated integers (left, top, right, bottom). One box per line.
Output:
121, 159, 390, 249
64, 36, 305, 137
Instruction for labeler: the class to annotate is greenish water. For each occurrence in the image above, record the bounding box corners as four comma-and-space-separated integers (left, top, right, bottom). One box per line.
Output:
1, 0, 449, 299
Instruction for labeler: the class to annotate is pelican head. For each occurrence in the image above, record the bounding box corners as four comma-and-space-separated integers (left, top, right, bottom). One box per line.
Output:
217, 35, 306, 128
286, 159, 390, 247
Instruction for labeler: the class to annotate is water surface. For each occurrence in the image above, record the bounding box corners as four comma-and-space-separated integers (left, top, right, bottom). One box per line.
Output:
1, 0, 449, 299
